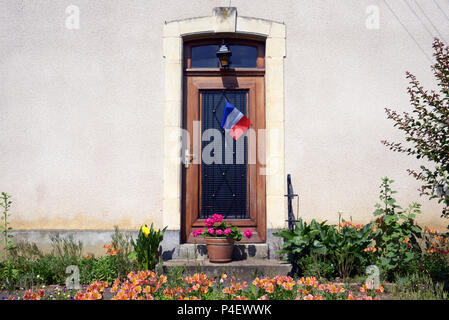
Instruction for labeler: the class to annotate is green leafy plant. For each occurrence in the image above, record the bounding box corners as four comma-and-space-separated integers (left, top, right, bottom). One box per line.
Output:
382, 38, 449, 218
274, 218, 333, 276
130, 223, 167, 271
274, 217, 374, 280
418, 228, 449, 286
49, 233, 83, 266
0, 192, 14, 257
298, 254, 335, 280
334, 217, 375, 280
0, 259, 20, 292
420, 253, 449, 288
9, 241, 43, 261
84, 255, 117, 283
393, 272, 448, 300
372, 177, 423, 280
165, 266, 185, 289
6, 241, 45, 288
111, 225, 135, 279
31, 254, 65, 285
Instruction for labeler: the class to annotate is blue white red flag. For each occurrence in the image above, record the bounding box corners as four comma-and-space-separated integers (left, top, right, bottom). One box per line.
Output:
220, 101, 252, 140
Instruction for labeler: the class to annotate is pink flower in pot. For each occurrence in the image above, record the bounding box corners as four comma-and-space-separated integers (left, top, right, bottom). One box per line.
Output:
190, 216, 254, 263
205, 218, 214, 227
243, 229, 253, 239
192, 228, 203, 237
212, 214, 223, 223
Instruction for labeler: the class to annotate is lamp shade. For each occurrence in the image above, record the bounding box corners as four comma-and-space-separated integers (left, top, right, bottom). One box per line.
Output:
216, 41, 232, 68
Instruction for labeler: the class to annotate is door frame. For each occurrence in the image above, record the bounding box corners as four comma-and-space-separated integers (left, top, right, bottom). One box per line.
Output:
182, 75, 266, 243
162, 13, 286, 243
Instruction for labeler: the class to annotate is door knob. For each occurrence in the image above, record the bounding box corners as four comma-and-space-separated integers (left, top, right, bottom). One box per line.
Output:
184, 149, 196, 169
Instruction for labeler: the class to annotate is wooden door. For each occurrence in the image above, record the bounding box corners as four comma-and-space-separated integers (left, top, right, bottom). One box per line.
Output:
182, 75, 266, 243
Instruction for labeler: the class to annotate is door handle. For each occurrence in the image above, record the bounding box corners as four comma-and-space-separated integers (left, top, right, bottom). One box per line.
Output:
184, 149, 196, 169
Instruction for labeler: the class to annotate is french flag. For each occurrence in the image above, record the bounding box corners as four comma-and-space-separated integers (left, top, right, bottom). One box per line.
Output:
221, 101, 252, 140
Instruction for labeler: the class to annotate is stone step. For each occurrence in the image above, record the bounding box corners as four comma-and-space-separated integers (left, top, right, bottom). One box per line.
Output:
162, 259, 292, 282
177, 243, 269, 260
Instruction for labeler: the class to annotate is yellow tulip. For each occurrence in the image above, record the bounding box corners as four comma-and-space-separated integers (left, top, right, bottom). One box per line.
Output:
141, 225, 150, 238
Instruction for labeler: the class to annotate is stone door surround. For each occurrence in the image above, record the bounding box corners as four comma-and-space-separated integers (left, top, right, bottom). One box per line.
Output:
162, 7, 286, 234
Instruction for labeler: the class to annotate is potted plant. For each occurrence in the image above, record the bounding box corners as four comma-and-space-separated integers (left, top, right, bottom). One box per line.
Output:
192, 214, 253, 263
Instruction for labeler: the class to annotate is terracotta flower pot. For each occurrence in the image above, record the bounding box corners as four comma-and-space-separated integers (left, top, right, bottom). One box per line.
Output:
205, 237, 234, 263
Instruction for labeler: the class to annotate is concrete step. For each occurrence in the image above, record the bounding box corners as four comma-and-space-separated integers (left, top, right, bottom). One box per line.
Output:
178, 243, 269, 260
162, 259, 292, 282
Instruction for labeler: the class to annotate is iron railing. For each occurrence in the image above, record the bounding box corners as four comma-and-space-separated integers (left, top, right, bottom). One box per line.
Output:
284, 174, 299, 232
284, 173, 300, 275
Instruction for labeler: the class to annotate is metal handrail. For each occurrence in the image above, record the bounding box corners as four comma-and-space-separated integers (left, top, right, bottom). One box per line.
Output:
284, 173, 300, 276
284, 174, 299, 232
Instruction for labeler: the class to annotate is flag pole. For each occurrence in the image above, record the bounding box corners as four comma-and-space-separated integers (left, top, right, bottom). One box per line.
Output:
222, 91, 229, 149
222, 90, 230, 103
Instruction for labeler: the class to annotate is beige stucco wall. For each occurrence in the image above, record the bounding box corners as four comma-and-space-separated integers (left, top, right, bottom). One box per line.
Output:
0, 0, 448, 232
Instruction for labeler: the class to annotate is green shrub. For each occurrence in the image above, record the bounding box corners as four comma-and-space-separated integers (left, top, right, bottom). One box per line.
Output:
298, 254, 335, 280
79, 255, 117, 284
372, 177, 423, 280
274, 218, 333, 277
382, 38, 449, 218
31, 254, 66, 285
9, 241, 43, 262
0, 259, 20, 291
420, 253, 449, 286
0, 228, 139, 289
0, 192, 14, 258
333, 218, 375, 279
1, 246, 69, 290
111, 225, 136, 279
50, 233, 83, 266
417, 229, 449, 287
393, 272, 448, 300
165, 266, 185, 288
274, 217, 374, 280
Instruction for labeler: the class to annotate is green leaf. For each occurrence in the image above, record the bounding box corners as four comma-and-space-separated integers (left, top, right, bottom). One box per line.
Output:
274, 230, 294, 241
387, 199, 396, 205
373, 209, 384, 216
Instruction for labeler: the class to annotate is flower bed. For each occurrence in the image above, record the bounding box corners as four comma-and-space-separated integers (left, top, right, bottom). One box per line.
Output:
8, 271, 383, 300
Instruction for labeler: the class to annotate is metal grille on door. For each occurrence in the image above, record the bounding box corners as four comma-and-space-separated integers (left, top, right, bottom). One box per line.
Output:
200, 90, 249, 219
